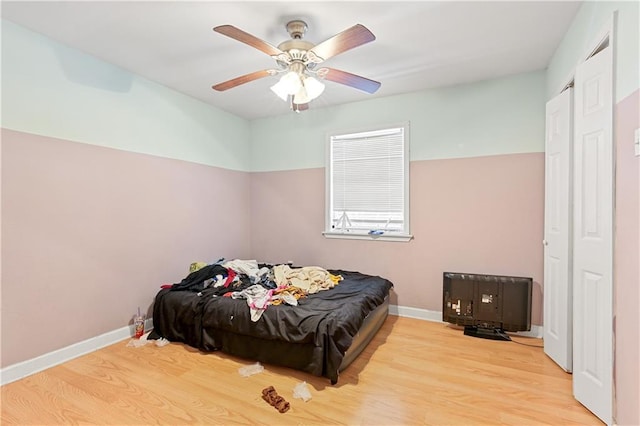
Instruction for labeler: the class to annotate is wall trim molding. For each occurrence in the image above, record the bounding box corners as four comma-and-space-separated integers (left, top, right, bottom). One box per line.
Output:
389, 304, 543, 338
389, 304, 443, 322
0, 318, 153, 386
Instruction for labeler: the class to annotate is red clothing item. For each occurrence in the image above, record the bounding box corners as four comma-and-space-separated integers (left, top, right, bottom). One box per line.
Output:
223, 269, 236, 287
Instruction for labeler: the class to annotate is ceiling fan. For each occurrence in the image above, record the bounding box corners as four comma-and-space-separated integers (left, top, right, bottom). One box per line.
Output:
211, 20, 381, 112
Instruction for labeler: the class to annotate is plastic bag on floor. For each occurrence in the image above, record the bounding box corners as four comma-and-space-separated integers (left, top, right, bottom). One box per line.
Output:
127, 331, 150, 347
238, 362, 264, 377
293, 381, 312, 402
155, 337, 170, 347
126, 338, 148, 348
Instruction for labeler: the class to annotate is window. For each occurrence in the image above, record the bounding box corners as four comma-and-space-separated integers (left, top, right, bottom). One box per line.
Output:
324, 123, 412, 241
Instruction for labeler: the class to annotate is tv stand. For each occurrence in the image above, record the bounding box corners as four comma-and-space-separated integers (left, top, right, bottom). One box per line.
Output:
463, 326, 511, 341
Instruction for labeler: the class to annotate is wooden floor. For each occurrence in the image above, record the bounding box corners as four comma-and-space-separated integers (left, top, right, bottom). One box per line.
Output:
1, 316, 601, 425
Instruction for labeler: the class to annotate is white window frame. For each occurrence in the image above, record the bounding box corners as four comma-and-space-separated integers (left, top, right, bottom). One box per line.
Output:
323, 122, 413, 242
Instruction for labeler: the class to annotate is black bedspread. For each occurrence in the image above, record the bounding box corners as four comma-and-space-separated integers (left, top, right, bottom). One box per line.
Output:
150, 270, 393, 383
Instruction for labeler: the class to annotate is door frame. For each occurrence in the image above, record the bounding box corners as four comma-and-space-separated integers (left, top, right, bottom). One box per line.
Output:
553, 14, 616, 98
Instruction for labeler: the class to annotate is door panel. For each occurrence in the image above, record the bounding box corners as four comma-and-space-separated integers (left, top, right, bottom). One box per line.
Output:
573, 46, 613, 425
543, 88, 573, 372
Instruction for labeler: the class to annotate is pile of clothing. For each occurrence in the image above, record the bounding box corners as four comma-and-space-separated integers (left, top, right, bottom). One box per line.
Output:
164, 259, 342, 322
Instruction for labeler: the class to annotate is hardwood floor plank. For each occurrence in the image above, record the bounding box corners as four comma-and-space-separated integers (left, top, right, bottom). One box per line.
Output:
1, 316, 601, 425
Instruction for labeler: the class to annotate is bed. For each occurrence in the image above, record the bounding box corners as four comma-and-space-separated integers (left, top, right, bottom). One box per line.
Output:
149, 262, 393, 384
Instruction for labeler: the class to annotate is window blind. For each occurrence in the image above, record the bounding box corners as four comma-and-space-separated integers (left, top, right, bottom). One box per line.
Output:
329, 126, 406, 232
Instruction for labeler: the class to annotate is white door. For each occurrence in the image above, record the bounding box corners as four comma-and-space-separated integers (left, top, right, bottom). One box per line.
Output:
572, 46, 613, 425
543, 88, 573, 372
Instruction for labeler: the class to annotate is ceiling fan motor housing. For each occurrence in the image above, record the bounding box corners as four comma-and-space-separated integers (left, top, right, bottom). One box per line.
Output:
277, 39, 316, 64
278, 20, 317, 66
285, 20, 308, 39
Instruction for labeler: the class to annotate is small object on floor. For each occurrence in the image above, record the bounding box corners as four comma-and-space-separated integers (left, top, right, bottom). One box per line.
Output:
238, 362, 264, 377
293, 381, 312, 402
155, 337, 170, 347
133, 307, 145, 338
126, 332, 170, 348
126, 330, 151, 348
126, 338, 147, 348
261, 386, 290, 413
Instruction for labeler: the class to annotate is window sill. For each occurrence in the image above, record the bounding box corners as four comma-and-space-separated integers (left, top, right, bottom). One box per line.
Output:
322, 231, 414, 242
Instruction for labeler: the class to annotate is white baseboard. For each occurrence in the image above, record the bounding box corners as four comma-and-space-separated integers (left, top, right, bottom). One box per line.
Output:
389, 304, 543, 338
389, 304, 444, 322
509, 325, 543, 339
0, 318, 153, 386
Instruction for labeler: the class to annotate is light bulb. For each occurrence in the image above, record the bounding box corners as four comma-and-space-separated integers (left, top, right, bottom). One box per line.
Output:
270, 80, 289, 102
271, 69, 325, 106
280, 71, 302, 94
304, 76, 325, 100
271, 71, 304, 102
293, 85, 310, 104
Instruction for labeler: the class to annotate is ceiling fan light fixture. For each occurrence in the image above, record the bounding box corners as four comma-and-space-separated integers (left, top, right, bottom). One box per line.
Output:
303, 76, 325, 100
293, 76, 325, 104
271, 70, 304, 101
281, 71, 302, 94
293, 85, 310, 104
270, 80, 290, 101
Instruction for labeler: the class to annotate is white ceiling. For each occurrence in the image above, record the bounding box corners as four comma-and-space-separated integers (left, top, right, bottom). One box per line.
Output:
1, 1, 581, 120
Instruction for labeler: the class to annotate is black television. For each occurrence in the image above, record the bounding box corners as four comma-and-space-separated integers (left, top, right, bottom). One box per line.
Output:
442, 272, 532, 340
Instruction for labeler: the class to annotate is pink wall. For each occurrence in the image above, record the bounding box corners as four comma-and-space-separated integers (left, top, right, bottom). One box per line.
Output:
613, 89, 639, 426
1, 129, 251, 368
250, 152, 545, 325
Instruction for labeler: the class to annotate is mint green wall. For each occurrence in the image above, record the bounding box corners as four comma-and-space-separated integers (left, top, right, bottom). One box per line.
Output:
2, 19, 548, 174
249, 71, 546, 172
1, 20, 251, 171
546, 1, 639, 101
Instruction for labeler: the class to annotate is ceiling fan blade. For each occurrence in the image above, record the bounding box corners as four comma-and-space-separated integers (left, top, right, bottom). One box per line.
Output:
212, 69, 275, 91
214, 25, 284, 57
309, 24, 375, 62
320, 68, 381, 94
